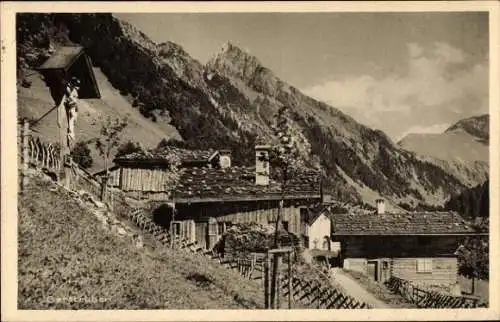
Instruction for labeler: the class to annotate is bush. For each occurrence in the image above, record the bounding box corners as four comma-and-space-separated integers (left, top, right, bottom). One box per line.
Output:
115, 140, 143, 158
71, 141, 93, 169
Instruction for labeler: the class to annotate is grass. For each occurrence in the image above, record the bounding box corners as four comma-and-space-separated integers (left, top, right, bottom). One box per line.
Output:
458, 275, 489, 304
343, 270, 416, 308
18, 68, 181, 173
18, 172, 265, 309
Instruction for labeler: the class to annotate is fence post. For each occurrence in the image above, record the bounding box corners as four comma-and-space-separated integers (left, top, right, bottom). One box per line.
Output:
264, 250, 270, 309
288, 251, 292, 309
276, 254, 281, 309
20, 120, 30, 194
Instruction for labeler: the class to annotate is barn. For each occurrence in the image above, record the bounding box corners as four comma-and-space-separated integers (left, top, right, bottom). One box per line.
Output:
331, 199, 483, 288
105, 145, 327, 249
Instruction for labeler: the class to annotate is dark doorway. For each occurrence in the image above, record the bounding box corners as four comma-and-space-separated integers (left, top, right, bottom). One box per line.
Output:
367, 260, 378, 281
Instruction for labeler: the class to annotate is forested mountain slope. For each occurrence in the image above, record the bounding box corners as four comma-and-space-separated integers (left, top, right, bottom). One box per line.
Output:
17, 13, 472, 207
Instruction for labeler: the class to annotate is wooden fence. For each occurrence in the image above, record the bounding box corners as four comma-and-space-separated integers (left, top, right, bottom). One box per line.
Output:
386, 276, 487, 308
18, 119, 120, 207
18, 120, 61, 192
279, 272, 371, 309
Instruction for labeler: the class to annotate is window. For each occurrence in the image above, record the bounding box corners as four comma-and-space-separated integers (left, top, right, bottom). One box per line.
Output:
300, 208, 309, 222
282, 221, 289, 232
171, 222, 181, 236
208, 218, 217, 235
416, 258, 433, 273
217, 222, 224, 235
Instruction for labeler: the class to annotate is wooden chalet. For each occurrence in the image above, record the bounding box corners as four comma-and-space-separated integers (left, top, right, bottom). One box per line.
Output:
331, 199, 483, 288
106, 145, 327, 249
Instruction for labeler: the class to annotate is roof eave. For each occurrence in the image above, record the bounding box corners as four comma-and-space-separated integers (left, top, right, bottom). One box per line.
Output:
37, 47, 84, 71
172, 193, 322, 204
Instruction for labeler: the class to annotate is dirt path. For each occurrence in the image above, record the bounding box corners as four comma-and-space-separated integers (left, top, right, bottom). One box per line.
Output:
330, 268, 389, 308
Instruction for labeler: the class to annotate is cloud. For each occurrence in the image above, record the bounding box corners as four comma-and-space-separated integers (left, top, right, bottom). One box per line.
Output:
303, 42, 488, 139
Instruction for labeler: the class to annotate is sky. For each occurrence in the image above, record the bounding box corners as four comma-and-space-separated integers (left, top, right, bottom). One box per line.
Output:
114, 12, 489, 141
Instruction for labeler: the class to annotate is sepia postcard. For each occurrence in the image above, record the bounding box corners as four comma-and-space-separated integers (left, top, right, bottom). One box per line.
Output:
1, 1, 499, 321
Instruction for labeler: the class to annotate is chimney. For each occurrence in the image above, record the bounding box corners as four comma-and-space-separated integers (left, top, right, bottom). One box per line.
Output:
376, 198, 386, 215
255, 145, 270, 185
218, 150, 232, 169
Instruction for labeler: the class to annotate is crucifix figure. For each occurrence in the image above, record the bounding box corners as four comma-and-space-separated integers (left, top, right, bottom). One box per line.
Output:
60, 77, 80, 151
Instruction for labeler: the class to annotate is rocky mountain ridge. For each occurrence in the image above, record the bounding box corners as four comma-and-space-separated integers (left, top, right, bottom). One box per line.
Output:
398, 115, 489, 187
16, 13, 480, 208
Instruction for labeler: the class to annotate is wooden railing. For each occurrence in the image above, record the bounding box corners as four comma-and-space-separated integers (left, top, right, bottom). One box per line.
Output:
386, 276, 487, 308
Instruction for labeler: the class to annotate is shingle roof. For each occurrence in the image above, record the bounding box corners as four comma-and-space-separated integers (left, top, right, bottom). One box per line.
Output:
38, 46, 84, 70
306, 204, 332, 225
173, 166, 321, 202
332, 212, 478, 235
114, 147, 218, 164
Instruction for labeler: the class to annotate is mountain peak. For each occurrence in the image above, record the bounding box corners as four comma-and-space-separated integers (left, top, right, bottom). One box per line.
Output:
207, 41, 267, 82
219, 41, 250, 56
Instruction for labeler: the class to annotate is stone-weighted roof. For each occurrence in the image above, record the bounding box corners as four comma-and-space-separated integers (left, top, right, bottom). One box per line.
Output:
173, 166, 321, 202
332, 211, 478, 235
114, 146, 218, 164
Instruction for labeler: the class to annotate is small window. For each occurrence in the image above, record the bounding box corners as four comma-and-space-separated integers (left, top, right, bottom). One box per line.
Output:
172, 222, 181, 236
300, 208, 309, 222
208, 218, 217, 235
282, 221, 289, 232
217, 222, 231, 235
416, 258, 433, 273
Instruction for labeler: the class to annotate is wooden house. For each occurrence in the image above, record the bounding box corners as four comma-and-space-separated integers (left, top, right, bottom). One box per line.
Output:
331, 199, 483, 288
106, 145, 326, 249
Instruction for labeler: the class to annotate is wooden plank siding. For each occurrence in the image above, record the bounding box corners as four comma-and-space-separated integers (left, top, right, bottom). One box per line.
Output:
336, 235, 461, 286
120, 167, 172, 192
177, 201, 303, 234
392, 257, 458, 287
166, 200, 306, 249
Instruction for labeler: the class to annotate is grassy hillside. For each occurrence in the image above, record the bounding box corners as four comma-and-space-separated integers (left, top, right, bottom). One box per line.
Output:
18, 67, 181, 173
18, 172, 265, 309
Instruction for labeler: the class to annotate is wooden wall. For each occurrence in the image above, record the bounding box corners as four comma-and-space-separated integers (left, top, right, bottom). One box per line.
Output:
177, 200, 303, 235
169, 200, 309, 249
195, 222, 208, 248
343, 257, 458, 286
119, 167, 172, 192
336, 235, 462, 286
392, 257, 458, 287
95, 168, 120, 188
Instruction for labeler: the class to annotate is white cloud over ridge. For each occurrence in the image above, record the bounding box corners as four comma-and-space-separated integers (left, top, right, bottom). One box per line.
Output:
303, 42, 488, 140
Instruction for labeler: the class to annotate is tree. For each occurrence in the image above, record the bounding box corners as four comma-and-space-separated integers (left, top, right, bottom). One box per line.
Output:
264, 105, 315, 309
70, 141, 93, 169
116, 140, 144, 158
267, 105, 312, 245
455, 236, 489, 294
90, 116, 129, 201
